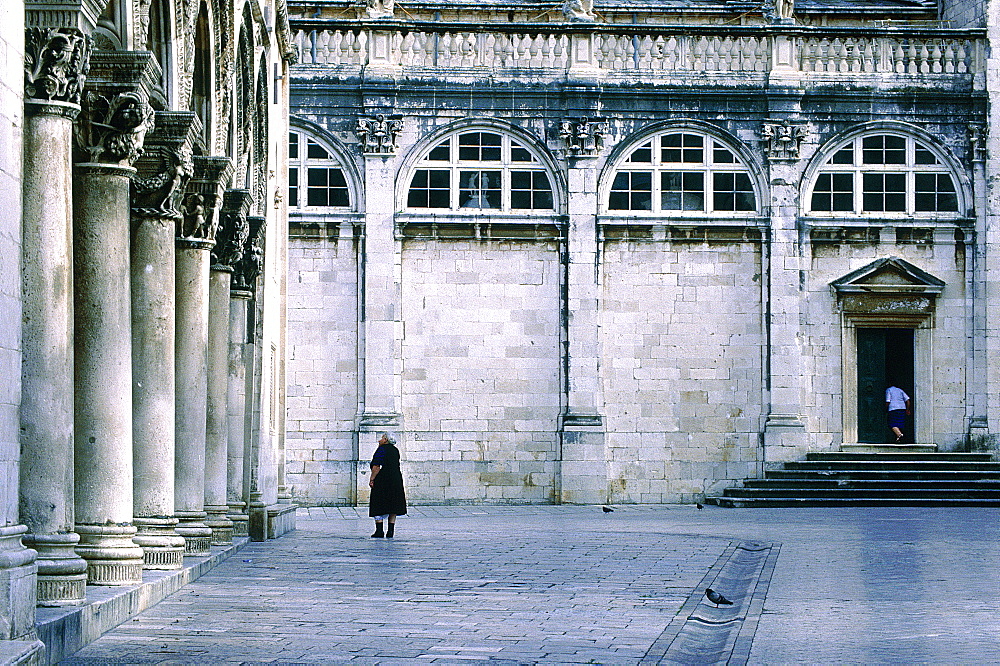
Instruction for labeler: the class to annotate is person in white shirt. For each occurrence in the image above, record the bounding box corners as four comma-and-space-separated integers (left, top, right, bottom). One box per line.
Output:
885, 385, 911, 442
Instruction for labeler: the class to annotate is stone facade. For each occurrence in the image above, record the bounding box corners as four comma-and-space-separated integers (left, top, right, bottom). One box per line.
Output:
0, 0, 294, 658
286, 0, 998, 506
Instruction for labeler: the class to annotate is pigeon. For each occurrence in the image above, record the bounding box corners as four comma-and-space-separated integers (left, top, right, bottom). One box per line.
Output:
602, 506, 614, 513
696, 503, 704, 510
705, 588, 733, 607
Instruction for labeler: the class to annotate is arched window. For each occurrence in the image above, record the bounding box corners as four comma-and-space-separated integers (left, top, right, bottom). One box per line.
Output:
807, 133, 959, 216
405, 131, 554, 212
606, 130, 758, 215
191, 1, 211, 148
288, 129, 350, 209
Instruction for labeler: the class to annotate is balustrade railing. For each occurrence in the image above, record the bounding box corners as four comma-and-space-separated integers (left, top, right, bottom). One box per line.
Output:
291, 23, 983, 82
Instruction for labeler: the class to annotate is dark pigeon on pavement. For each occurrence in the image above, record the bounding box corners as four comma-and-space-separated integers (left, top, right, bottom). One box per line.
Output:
705, 588, 733, 607
602, 506, 614, 513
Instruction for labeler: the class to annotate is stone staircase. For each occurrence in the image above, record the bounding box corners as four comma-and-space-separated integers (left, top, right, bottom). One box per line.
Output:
707, 445, 1000, 507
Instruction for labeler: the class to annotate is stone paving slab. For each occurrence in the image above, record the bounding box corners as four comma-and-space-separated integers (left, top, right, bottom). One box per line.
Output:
60, 505, 1000, 665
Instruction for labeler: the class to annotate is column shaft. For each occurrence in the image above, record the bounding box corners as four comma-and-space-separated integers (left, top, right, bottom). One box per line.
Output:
20, 102, 87, 603
205, 268, 234, 545
226, 292, 250, 537
131, 210, 185, 569
73, 163, 144, 585
174, 242, 213, 554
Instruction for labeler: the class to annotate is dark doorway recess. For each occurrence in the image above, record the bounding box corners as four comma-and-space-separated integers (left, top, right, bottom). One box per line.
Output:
857, 328, 914, 443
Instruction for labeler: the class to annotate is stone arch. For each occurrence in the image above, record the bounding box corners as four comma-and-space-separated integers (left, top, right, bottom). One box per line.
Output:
145, 0, 174, 109
396, 118, 566, 215
253, 52, 269, 214
598, 119, 769, 217
190, 0, 214, 151
289, 116, 364, 212
801, 120, 971, 218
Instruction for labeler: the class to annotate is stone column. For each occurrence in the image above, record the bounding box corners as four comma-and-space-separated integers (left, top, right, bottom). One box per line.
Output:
204, 190, 250, 546
760, 118, 810, 464
72, 52, 157, 585
175, 156, 232, 555
19, 25, 89, 605
355, 121, 403, 479
559, 130, 608, 504
243, 220, 268, 541
130, 112, 198, 570
227, 217, 264, 537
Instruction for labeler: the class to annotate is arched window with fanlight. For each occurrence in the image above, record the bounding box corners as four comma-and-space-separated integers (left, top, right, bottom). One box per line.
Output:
405, 130, 555, 213
806, 133, 962, 217
288, 129, 351, 210
604, 129, 760, 216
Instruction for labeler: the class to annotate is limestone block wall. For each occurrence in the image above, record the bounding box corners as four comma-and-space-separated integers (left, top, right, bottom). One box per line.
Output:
942, 0, 986, 28
285, 236, 359, 504
400, 240, 561, 503
806, 236, 971, 451
0, 10, 22, 527
600, 240, 764, 502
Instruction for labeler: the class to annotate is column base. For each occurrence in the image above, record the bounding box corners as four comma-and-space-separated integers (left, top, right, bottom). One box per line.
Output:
248, 498, 267, 541
227, 503, 249, 538
133, 517, 185, 570
74, 524, 144, 586
174, 512, 212, 556
0, 526, 41, 639
23, 532, 87, 606
763, 413, 808, 463
204, 506, 233, 546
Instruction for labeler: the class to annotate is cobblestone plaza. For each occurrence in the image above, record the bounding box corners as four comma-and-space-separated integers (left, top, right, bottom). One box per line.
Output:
64, 505, 1000, 663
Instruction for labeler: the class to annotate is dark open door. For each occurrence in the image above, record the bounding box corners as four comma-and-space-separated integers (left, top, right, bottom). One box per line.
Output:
857, 328, 914, 443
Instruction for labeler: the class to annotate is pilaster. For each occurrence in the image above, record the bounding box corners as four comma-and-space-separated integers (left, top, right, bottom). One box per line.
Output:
560, 147, 607, 504
761, 117, 810, 464
175, 155, 231, 555
204, 190, 251, 546
20, 24, 89, 605
356, 143, 402, 438
241, 218, 268, 541
72, 50, 156, 586
130, 111, 199, 570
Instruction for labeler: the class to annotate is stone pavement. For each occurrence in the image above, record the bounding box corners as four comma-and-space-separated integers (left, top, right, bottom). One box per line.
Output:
60, 505, 1000, 664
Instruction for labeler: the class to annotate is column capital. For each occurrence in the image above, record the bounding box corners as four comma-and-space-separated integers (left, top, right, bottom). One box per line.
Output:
179, 156, 233, 246
761, 120, 809, 161
559, 117, 609, 157
233, 216, 266, 294
355, 114, 404, 155
24, 26, 89, 107
25, 0, 107, 34
213, 190, 252, 272
132, 111, 201, 221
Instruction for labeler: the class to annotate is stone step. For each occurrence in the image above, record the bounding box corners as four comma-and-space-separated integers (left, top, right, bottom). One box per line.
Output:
839, 443, 938, 454
805, 451, 993, 462
766, 469, 1000, 481
723, 486, 1000, 499
784, 460, 1000, 472
744, 478, 1000, 490
707, 496, 1000, 508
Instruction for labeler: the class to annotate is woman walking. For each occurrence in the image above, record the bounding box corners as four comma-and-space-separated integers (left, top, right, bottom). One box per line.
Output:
368, 432, 406, 538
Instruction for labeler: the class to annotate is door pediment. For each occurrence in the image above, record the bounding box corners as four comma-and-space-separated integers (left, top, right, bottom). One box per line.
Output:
831, 257, 944, 326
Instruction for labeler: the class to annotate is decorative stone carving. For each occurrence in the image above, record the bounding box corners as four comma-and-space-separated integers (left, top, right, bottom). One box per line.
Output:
76, 89, 155, 166
213, 190, 252, 271
761, 121, 808, 161
968, 123, 986, 163
356, 114, 403, 154
563, 0, 596, 22
180, 193, 212, 240
180, 156, 234, 243
234, 216, 266, 293
132, 145, 193, 218
559, 117, 609, 156
24, 27, 90, 105
365, 0, 395, 19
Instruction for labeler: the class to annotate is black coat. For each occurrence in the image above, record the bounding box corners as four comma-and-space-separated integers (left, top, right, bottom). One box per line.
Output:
369, 443, 407, 517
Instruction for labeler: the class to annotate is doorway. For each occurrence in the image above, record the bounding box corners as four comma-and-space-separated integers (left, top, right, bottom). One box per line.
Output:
856, 328, 914, 443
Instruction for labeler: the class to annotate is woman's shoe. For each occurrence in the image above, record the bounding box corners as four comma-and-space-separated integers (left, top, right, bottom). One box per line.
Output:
371, 523, 384, 538
386, 523, 394, 538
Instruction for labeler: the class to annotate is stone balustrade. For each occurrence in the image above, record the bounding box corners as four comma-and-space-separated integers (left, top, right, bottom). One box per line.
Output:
291, 22, 984, 86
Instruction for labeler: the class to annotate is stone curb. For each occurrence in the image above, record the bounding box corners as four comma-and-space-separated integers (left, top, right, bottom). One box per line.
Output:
34, 538, 250, 665
642, 539, 780, 665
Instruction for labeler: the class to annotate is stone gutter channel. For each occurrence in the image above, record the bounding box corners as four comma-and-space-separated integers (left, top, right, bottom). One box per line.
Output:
33, 538, 250, 665
642, 539, 781, 665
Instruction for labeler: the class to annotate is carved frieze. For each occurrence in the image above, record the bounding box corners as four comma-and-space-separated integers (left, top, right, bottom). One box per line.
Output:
761, 121, 808, 161
76, 89, 155, 166
213, 190, 252, 271
132, 111, 200, 219
356, 114, 403, 155
24, 27, 89, 105
968, 123, 986, 163
559, 117, 608, 156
